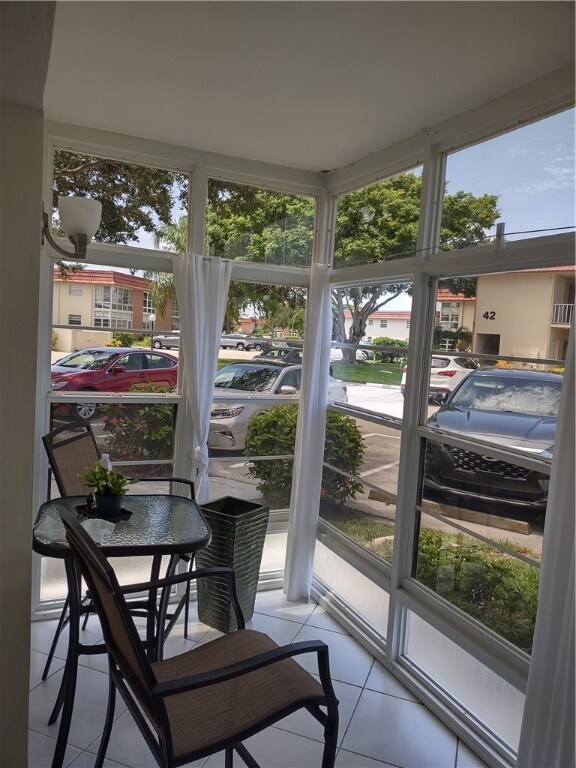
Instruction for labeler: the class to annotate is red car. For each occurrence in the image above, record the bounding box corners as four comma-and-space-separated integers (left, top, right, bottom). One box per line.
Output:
51, 347, 178, 421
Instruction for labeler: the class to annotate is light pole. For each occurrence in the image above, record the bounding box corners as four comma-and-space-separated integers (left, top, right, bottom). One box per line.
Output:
148, 313, 156, 349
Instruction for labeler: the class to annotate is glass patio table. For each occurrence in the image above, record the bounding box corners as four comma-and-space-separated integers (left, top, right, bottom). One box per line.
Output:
33, 493, 212, 768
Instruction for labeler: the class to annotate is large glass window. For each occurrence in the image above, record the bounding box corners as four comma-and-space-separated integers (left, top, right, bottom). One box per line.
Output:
52, 149, 188, 249
206, 178, 314, 266
442, 108, 575, 244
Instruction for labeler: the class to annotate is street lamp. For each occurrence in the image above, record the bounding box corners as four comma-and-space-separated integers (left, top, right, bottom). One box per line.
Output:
148, 313, 156, 348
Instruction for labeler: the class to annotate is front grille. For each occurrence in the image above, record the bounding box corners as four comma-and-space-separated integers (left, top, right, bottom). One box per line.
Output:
445, 445, 531, 480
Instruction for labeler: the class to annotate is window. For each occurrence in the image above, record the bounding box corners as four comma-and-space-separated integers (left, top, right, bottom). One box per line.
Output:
207, 178, 315, 266
94, 285, 133, 329
171, 298, 180, 331
380, 319, 388, 328
69, 285, 82, 296
143, 292, 156, 331
68, 314, 81, 325
368, 319, 373, 326
440, 302, 460, 330
406, 320, 410, 328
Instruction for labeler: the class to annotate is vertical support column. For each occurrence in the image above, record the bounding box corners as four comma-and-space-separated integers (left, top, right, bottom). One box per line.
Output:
173, 163, 208, 484
386, 143, 446, 662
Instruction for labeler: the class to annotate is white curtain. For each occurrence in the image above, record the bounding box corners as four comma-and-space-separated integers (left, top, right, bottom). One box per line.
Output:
516, 321, 575, 768
172, 253, 231, 504
284, 263, 332, 600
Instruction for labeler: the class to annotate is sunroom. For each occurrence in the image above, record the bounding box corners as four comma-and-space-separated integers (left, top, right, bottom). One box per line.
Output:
1, 3, 574, 768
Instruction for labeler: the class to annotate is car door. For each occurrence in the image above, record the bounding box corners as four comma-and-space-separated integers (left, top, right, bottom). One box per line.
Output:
103, 352, 147, 392
141, 352, 178, 388
275, 368, 301, 394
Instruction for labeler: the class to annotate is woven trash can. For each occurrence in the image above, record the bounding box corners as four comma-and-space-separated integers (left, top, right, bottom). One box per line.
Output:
196, 496, 269, 632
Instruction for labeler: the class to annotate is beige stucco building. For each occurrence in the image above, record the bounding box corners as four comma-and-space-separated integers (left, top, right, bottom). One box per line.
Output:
474, 267, 573, 362
52, 269, 177, 351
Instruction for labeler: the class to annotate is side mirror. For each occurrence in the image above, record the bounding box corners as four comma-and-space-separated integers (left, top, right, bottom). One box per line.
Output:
279, 385, 297, 395
111, 365, 127, 374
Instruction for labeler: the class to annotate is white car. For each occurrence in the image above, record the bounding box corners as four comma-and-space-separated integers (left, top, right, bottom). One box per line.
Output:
209, 361, 348, 450
401, 355, 477, 401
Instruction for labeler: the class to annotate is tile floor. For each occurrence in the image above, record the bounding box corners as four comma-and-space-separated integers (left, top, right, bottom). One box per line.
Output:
29, 590, 487, 768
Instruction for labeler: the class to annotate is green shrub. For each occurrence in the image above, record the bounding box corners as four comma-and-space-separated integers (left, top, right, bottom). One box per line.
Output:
244, 405, 365, 505
371, 336, 408, 363
416, 529, 539, 652
51, 329, 58, 350
100, 385, 174, 461
112, 331, 134, 347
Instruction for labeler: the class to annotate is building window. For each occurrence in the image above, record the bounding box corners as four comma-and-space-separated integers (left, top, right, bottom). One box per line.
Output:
380, 319, 388, 328
143, 291, 156, 331
68, 314, 81, 325
94, 285, 133, 329
406, 320, 410, 328
171, 298, 180, 330
69, 284, 82, 296
368, 319, 373, 326
440, 301, 460, 330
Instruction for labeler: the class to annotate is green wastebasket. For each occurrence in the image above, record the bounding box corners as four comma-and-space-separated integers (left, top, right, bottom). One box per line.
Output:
196, 496, 269, 632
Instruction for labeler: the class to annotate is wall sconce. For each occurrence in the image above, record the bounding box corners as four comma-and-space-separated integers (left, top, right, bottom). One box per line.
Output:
42, 196, 102, 259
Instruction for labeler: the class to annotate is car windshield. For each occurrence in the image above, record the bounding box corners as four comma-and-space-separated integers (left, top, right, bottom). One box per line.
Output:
54, 350, 117, 371
450, 375, 562, 417
214, 364, 280, 392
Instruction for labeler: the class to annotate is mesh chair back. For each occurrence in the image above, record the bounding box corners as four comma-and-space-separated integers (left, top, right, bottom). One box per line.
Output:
43, 424, 100, 497
59, 508, 163, 726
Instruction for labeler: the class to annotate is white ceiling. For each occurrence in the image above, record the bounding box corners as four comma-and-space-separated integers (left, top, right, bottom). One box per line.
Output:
44, 2, 574, 173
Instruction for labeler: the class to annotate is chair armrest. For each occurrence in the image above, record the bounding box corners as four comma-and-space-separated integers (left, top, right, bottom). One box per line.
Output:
128, 477, 195, 499
154, 639, 331, 698
121, 566, 245, 628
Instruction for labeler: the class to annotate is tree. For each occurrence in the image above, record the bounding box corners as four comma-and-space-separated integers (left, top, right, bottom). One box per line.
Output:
52, 150, 188, 243
332, 174, 499, 362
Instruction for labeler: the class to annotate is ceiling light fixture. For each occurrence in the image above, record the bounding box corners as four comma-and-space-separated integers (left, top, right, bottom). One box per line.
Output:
42, 196, 102, 259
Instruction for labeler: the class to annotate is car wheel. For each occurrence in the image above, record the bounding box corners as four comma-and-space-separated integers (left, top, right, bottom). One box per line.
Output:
236, 342, 245, 351
74, 400, 98, 421
153, 340, 163, 349
357, 351, 368, 361
255, 343, 262, 351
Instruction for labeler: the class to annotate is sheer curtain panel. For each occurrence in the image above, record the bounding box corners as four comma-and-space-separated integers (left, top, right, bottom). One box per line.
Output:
172, 254, 231, 503
284, 263, 333, 600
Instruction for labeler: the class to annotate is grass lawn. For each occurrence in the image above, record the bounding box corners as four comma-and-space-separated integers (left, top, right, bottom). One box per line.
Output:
331, 360, 404, 386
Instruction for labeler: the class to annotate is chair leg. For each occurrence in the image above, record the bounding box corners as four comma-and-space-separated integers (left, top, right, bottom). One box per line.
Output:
42, 596, 70, 680
183, 579, 190, 639
224, 747, 234, 768
234, 743, 260, 768
95, 660, 116, 768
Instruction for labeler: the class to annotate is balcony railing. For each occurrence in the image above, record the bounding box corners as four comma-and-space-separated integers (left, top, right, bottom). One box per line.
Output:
551, 303, 574, 325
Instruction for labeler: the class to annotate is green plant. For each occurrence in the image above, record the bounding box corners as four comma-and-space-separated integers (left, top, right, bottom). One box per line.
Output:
100, 385, 175, 461
81, 461, 135, 496
244, 406, 365, 505
51, 329, 59, 350
112, 331, 134, 347
415, 529, 539, 652
371, 336, 408, 363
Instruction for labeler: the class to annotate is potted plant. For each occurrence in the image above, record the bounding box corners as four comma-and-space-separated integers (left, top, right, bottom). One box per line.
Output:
81, 454, 135, 519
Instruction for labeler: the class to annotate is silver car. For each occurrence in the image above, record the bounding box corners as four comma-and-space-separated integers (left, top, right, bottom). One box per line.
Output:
152, 331, 180, 349
209, 361, 348, 450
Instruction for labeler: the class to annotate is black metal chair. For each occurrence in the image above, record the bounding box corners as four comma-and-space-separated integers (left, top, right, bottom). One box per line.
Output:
41, 422, 197, 679
59, 507, 339, 768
